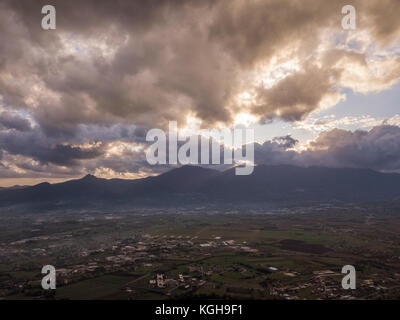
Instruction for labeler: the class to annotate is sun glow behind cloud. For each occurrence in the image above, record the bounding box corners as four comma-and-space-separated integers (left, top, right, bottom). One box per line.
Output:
2, 0, 400, 184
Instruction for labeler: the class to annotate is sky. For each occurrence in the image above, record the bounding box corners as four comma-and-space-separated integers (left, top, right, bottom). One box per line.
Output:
1, 0, 400, 186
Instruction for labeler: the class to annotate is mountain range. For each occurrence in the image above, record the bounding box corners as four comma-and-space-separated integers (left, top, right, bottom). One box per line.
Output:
1, 165, 400, 211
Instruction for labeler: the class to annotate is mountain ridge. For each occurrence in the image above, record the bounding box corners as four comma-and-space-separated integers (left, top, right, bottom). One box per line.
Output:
1, 165, 400, 210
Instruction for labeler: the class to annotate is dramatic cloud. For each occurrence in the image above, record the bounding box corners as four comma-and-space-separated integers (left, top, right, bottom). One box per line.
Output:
253, 65, 338, 122
0, 122, 150, 179
0, 0, 400, 182
304, 125, 400, 171
272, 135, 299, 149
0, 127, 105, 166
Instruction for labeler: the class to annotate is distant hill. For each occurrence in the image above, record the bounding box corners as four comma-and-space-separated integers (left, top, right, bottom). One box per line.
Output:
1, 165, 400, 210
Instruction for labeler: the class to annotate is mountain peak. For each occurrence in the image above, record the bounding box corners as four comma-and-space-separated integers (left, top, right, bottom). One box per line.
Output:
82, 174, 97, 180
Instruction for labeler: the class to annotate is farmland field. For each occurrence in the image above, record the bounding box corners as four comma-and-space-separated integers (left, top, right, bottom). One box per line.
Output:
1, 203, 400, 300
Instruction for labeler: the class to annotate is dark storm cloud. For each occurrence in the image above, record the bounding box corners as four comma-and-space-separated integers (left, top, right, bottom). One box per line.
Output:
255, 125, 400, 172
0, 120, 156, 179
361, 0, 400, 45
210, 0, 340, 67
1, 0, 234, 132
272, 135, 299, 149
254, 140, 297, 166
0, 112, 32, 132
0, 127, 105, 166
